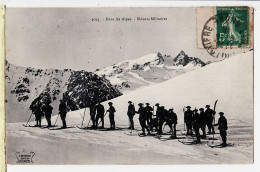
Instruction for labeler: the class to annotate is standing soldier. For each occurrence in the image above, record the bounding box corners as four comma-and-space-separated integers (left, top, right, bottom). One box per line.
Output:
89, 104, 96, 129
199, 108, 206, 139
42, 102, 53, 128
107, 102, 116, 129
157, 106, 167, 135
152, 103, 161, 132
127, 101, 135, 130
184, 106, 193, 136
94, 102, 105, 129
59, 99, 67, 129
192, 108, 201, 143
145, 103, 153, 131
136, 103, 150, 136
214, 112, 228, 146
205, 105, 215, 134
32, 102, 44, 127
167, 108, 178, 139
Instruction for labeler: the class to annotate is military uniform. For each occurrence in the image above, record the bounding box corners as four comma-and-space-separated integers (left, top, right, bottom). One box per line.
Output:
42, 104, 53, 127
192, 109, 201, 143
144, 103, 153, 131
94, 103, 105, 128
157, 106, 167, 134
214, 112, 228, 146
199, 108, 206, 139
107, 102, 116, 129
31, 102, 44, 127
205, 105, 215, 134
59, 100, 67, 128
127, 101, 135, 130
166, 109, 178, 139
137, 103, 150, 135
184, 106, 193, 135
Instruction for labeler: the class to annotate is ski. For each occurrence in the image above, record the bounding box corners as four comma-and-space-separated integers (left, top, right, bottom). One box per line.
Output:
40, 125, 57, 129
178, 139, 197, 145
22, 124, 34, 127
124, 132, 138, 136
207, 143, 234, 148
160, 136, 178, 141
48, 126, 75, 130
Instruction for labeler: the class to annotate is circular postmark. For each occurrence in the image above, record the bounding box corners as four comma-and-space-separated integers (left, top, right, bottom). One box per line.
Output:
201, 13, 246, 59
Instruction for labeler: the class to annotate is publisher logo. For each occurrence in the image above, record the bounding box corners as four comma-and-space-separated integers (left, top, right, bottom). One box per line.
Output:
15, 152, 35, 163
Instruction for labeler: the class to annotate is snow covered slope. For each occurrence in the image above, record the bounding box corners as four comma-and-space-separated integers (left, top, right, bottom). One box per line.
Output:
96, 51, 253, 125
95, 51, 206, 94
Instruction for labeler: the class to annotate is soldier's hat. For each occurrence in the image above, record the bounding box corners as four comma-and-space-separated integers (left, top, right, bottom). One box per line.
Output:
138, 103, 143, 106
128, 101, 132, 104
108, 102, 113, 105
146, 103, 150, 105
155, 103, 160, 106
186, 106, 191, 108
169, 108, 173, 111
219, 112, 224, 115
205, 105, 210, 108
199, 108, 204, 111
194, 109, 198, 112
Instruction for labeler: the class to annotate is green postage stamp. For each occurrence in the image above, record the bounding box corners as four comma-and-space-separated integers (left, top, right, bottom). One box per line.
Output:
216, 7, 249, 47
197, 6, 253, 58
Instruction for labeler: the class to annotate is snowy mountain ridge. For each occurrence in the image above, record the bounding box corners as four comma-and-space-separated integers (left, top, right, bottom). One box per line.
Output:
94, 51, 207, 93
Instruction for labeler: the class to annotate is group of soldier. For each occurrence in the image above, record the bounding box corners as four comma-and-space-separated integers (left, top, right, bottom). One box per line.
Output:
128, 102, 228, 146
30, 101, 53, 128
127, 101, 178, 138
29, 100, 228, 146
184, 105, 228, 145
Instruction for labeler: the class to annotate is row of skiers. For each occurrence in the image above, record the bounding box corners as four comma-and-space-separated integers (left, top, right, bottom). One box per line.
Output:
128, 102, 228, 146
30, 100, 116, 130
29, 100, 228, 146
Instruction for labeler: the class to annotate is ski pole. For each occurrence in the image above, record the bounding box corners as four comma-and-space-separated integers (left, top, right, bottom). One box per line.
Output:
25, 112, 33, 127
97, 111, 107, 126
81, 108, 87, 128
53, 113, 60, 129
86, 118, 91, 128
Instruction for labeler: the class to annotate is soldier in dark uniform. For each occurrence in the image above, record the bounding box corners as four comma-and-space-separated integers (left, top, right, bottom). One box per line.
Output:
205, 105, 215, 134
166, 108, 178, 139
157, 106, 167, 135
144, 103, 153, 131
94, 102, 105, 128
127, 101, 135, 130
89, 104, 96, 128
59, 99, 67, 128
107, 102, 116, 129
192, 109, 201, 143
33, 102, 44, 127
42, 102, 53, 127
184, 106, 193, 135
214, 112, 228, 146
136, 103, 150, 136
152, 103, 160, 132
199, 108, 206, 139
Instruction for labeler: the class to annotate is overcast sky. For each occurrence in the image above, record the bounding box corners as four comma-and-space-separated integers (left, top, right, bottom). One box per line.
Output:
5, 7, 248, 71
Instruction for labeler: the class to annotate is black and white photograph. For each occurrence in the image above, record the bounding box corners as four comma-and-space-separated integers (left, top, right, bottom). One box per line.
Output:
4, 6, 254, 165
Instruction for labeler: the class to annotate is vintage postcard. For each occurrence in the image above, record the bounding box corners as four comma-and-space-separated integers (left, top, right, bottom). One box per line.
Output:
2, 6, 253, 165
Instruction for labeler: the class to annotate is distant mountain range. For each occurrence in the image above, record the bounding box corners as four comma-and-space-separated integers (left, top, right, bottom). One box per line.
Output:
5, 50, 208, 122
94, 51, 207, 93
